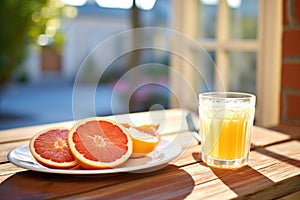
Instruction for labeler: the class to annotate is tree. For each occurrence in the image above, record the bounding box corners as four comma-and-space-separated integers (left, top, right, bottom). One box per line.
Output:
0, 0, 69, 86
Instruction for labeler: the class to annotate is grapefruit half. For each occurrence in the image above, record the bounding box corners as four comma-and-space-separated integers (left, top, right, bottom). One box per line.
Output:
29, 128, 78, 169
68, 118, 133, 169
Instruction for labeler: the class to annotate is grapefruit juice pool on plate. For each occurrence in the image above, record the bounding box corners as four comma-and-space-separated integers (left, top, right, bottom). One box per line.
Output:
199, 92, 255, 169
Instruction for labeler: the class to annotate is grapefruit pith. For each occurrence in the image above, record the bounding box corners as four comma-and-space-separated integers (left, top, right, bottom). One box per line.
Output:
122, 123, 160, 157
68, 118, 133, 169
29, 128, 78, 169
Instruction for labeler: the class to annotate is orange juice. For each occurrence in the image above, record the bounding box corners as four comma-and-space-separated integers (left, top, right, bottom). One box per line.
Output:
199, 92, 256, 169
200, 108, 254, 161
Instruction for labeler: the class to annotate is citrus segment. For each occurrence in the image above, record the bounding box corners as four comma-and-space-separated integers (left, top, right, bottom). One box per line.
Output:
29, 128, 78, 169
68, 118, 133, 169
122, 123, 160, 157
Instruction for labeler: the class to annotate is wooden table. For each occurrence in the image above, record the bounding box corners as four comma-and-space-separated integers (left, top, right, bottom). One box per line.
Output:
0, 109, 299, 199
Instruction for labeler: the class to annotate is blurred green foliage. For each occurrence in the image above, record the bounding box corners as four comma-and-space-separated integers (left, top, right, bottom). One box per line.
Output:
0, 0, 72, 85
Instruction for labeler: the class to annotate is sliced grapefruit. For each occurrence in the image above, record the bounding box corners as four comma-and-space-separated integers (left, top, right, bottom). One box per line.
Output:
29, 128, 78, 169
68, 118, 133, 169
122, 123, 160, 157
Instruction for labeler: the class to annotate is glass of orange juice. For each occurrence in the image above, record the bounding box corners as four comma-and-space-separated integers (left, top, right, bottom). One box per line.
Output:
199, 92, 256, 169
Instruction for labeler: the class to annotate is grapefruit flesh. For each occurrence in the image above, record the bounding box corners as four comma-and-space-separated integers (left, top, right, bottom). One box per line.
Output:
29, 128, 78, 169
69, 118, 133, 169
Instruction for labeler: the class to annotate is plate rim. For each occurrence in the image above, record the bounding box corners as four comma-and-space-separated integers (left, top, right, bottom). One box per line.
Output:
7, 139, 182, 175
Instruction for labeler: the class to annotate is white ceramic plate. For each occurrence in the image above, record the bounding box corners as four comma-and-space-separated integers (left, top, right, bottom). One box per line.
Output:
7, 139, 182, 175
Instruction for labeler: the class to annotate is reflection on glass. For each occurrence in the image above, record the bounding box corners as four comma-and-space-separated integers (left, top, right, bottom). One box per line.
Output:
230, 0, 258, 39
228, 51, 256, 94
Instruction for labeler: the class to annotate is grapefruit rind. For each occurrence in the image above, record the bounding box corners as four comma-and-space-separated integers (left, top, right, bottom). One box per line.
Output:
68, 118, 133, 169
29, 127, 78, 169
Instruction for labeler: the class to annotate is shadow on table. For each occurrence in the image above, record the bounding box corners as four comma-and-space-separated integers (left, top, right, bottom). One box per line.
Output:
192, 152, 274, 197
0, 165, 195, 199
270, 124, 300, 140
209, 165, 274, 197
192, 150, 300, 198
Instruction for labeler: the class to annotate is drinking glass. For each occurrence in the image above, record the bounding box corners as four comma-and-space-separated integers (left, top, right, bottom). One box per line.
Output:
199, 92, 256, 169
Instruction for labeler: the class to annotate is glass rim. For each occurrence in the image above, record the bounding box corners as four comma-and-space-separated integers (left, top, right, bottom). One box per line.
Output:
199, 92, 255, 100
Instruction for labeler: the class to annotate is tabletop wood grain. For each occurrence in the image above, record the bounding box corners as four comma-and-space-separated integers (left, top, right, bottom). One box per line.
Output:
0, 109, 299, 200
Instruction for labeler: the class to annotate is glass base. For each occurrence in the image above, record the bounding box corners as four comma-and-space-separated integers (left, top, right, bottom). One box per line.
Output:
202, 156, 248, 169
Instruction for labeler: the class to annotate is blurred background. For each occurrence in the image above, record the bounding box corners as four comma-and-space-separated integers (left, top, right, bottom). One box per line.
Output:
1, 0, 299, 129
